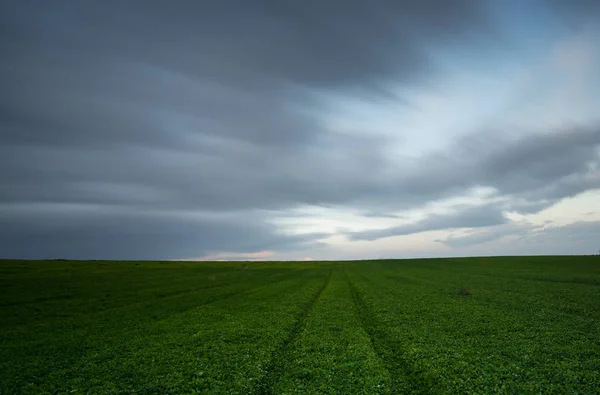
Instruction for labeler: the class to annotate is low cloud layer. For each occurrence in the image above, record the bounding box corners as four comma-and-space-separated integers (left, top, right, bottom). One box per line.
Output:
349, 204, 508, 241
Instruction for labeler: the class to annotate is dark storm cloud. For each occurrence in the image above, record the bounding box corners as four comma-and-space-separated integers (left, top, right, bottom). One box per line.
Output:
3, 0, 492, 89
0, 132, 390, 210
4, 0, 492, 258
0, 203, 326, 260
1, 1, 599, 259
0, 0, 493, 153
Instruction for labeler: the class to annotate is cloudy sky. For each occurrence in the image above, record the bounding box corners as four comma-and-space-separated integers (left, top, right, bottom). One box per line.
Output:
1, 0, 600, 260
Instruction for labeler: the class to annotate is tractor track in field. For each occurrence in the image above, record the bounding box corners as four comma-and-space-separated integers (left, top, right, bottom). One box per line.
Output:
342, 264, 429, 394
253, 268, 333, 394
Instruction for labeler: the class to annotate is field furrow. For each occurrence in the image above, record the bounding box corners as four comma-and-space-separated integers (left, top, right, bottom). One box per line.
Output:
271, 265, 392, 394
253, 268, 332, 394
344, 264, 430, 393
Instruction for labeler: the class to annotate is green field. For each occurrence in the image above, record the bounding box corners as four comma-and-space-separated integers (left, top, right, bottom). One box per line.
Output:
1, 257, 599, 394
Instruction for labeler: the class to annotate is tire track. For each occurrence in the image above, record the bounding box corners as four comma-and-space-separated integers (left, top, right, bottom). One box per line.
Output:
342, 264, 430, 394
253, 268, 333, 394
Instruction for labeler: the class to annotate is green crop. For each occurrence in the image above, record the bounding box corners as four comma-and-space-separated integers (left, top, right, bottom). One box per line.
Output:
1, 256, 599, 393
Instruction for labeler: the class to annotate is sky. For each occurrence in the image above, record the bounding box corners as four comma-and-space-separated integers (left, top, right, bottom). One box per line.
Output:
1, 0, 600, 261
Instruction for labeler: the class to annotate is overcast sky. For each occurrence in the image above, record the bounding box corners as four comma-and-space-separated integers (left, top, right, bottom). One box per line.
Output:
1, 0, 600, 260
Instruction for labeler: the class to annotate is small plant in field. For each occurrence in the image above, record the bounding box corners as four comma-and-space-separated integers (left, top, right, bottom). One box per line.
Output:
457, 287, 470, 296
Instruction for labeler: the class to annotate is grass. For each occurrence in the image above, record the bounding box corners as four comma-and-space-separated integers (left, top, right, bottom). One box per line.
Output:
1, 256, 599, 393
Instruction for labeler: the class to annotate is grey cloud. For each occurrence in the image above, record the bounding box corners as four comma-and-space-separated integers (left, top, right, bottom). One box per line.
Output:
359, 211, 405, 219
0, 203, 326, 260
435, 223, 537, 248
349, 204, 508, 241
427, 220, 600, 257
0, 0, 494, 155
1, 1, 599, 259
506, 220, 600, 256
527, 220, 600, 243
0, 131, 390, 211
437, 231, 510, 248
479, 129, 600, 210
548, 0, 600, 22
436, 219, 600, 252
480, 130, 599, 189
2, 117, 599, 258
1, 59, 319, 149
1, 0, 492, 93
391, 128, 600, 214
